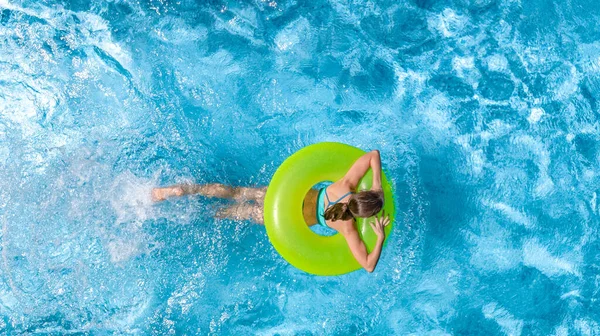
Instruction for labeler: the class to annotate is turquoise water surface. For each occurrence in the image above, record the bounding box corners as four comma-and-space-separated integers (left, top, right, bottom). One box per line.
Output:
1, 0, 600, 334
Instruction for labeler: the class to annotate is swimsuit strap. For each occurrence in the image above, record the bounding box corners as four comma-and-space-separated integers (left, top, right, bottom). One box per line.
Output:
325, 189, 353, 208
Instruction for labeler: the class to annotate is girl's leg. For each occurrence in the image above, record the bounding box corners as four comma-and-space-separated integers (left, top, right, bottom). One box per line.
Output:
152, 184, 267, 203
215, 203, 264, 224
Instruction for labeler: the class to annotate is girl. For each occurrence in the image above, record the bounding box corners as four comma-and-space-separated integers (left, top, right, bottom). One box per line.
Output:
152, 150, 390, 272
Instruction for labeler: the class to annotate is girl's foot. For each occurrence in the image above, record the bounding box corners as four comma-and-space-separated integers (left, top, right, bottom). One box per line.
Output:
151, 186, 184, 202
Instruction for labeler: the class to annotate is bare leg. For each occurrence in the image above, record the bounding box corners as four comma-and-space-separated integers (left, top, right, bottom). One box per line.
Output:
151, 186, 184, 201
215, 203, 264, 224
152, 184, 267, 203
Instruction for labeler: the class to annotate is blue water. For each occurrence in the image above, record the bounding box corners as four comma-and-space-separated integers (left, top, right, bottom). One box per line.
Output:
1, 0, 600, 334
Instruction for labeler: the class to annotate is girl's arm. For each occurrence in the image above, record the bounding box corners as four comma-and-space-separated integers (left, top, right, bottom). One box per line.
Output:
339, 224, 385, 273
342, 150, 382, 190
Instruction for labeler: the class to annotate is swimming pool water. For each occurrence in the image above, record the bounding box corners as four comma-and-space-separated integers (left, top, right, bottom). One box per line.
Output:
1, 0, 600, 334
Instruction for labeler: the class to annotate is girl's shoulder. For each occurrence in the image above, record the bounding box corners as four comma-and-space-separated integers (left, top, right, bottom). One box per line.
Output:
328, 218, 356, 234
328, 180, 354, 194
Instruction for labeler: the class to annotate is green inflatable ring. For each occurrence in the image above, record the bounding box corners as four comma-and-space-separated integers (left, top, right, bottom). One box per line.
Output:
264, 142, 395, 276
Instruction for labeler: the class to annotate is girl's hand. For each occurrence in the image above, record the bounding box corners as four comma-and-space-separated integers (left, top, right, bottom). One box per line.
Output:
369, 210, 390, 240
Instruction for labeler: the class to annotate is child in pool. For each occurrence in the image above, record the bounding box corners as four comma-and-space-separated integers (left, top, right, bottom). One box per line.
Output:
152, 150, 391, 272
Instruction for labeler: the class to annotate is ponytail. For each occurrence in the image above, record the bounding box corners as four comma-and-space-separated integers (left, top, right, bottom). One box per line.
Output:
323, 190, 384, 222
323, 202, 354, 221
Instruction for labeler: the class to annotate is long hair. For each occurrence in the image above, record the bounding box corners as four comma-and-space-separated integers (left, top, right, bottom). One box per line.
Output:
323, 190, 384, 221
